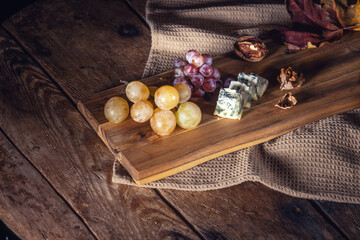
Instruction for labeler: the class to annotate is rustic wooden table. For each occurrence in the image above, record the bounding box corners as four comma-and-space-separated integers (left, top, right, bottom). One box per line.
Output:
0, 0, 359, 239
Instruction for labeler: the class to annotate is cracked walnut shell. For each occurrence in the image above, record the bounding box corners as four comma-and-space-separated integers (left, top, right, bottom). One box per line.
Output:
277, 67, 305, 90
275, 92, 297, 109
234, 36, 268, 62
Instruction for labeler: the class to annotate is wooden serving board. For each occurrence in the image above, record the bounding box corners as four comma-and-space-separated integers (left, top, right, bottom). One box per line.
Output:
78, 32, 360, 185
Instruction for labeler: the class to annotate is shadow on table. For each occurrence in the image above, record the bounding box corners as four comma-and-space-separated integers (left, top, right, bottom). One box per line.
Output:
0, 219, 20, 240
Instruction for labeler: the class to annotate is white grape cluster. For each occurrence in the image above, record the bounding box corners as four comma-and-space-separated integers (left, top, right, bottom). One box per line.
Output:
104, 81, 202, 136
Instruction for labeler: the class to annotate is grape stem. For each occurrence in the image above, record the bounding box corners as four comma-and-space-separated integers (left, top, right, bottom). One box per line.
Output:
119, 80, 129, 84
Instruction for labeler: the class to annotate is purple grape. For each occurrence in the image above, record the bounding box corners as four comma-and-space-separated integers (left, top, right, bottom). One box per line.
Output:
202, 77, 217, 92
190, 74, 205, 87
184, 63, 198, 77
192, 87, 205, 97
210, 68, 221, 80
174, 58, 186, 68
199, 64, 213, 77
173, 77, 187, 86
186, 50, 199, 63
191, 54, 205, 68
215, 79, 223, 89
224, 77, 235, 88
174, 67, 184, 78
202, 54, 213, 65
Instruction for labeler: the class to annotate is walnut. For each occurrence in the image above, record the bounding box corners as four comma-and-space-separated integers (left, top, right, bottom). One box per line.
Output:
275, 92, 297, 109
277, 67, 305, 90
234, 36, 268, 62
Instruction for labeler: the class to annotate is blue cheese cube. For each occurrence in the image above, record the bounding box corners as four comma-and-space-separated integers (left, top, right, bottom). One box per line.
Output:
214, 88, 243, 120
229, 81, 251, 108
237, 73, 268, 99
237, 73, 258, 100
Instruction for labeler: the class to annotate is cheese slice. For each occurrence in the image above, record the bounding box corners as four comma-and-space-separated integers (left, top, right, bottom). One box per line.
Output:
228, 81, 251, 108
214, 88, 243, 120
256, 74, 268, 97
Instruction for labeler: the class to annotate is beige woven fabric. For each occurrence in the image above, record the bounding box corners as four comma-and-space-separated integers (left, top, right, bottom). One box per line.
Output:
113, 0, 360, 203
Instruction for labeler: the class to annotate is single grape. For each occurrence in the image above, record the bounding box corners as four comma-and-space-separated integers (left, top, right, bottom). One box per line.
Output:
190, 74, 204, 87
174, 83, 192, 103
215, 79, 223, 89
104, 97, 129, 123
191, 54, 205, 68
199, 64, 213, 77
224, 77, 236, 88
173, 77, 187, 86
210, 68, 221, 80
150, 108, 177, 136
174, 58, 186, 68
176, 102, 202, 129
130, 100, 154, 123
125, 81, 150, 103
184, 63, 198, 77
192, 87, 205, 97
174, 67, 185, 78
202, 77, 217, 92
202, 54, 213, 65
185, 50, 199, 63
154, 85, 180, 110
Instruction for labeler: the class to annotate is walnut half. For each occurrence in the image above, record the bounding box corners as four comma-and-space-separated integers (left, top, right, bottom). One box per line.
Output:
234, 36, 268, 62
275, 92, 297, 109
277, 67, 305, 90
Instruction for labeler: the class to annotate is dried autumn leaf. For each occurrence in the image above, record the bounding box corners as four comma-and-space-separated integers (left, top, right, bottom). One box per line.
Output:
338, 0, 360, 30
277, 0, 360, 50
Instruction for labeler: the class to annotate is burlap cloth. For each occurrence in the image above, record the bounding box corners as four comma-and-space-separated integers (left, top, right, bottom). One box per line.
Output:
113, 0, 360, 203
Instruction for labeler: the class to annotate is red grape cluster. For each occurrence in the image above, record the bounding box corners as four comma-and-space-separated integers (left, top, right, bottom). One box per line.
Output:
172, 50, 223, 97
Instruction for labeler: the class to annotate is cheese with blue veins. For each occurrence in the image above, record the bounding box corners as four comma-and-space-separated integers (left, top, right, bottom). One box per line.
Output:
214, 88, 243, 120
229, 81, 251, 108
237, 72, 268, 100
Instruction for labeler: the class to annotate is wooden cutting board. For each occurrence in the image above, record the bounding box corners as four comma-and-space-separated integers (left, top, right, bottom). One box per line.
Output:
78, 32, 360, 185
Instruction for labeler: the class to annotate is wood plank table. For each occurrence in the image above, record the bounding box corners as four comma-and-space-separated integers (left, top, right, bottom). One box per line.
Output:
0, 0, 359, 239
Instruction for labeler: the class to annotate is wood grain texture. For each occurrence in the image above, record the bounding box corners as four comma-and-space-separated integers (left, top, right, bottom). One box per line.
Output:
159, 182, 344, 239
0, 29, 199, 239
79, 31, 360, 184
0, 131, 95, 240
2, 0, 151, 102
312, 201, 360, 239
3, 0, 360, 239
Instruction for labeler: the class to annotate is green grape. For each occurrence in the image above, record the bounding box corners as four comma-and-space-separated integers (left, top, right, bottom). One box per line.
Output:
130, 100, 154, 123
175, 102, 202, 129
154, 85, 180, 110
150, 108, 176, 135
126, 81, 150, 103
174, 83, 191, 103
104, 97, 129, 123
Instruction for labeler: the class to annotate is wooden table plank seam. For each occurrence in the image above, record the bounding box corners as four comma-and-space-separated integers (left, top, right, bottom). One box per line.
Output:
0, 24, 202, 239
0, 21, 204, 240
310, 201, 352, 240
2, 0, 359, 238
0, 127, 100, 240
124, 0, 150, 30
0, 25, 78, 108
